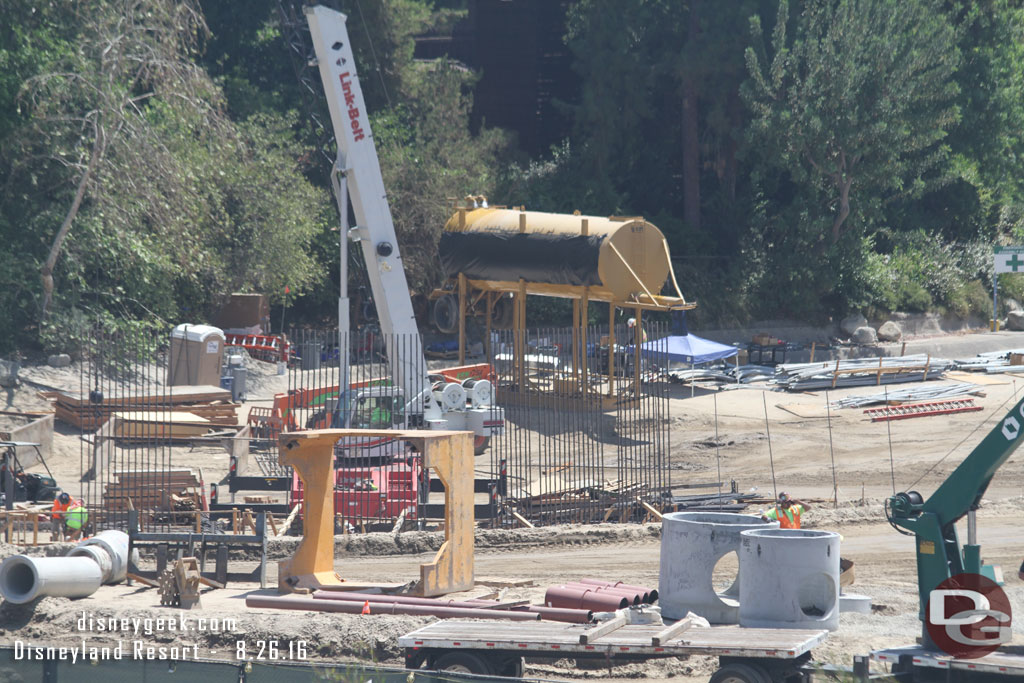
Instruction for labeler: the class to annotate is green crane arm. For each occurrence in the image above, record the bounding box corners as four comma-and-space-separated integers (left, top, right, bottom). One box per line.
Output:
886, 394, 1024, 648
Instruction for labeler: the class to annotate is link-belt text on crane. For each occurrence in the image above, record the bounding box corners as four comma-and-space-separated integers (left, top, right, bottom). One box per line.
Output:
338, 72, 365, 142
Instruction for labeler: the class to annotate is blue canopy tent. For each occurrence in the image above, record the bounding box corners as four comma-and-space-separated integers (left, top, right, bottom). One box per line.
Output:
629, 312, 739, 395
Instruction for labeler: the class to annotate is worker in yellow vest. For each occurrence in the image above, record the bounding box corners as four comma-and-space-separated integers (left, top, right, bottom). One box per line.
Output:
761, 492, 810, 529
64, 500, 89, 540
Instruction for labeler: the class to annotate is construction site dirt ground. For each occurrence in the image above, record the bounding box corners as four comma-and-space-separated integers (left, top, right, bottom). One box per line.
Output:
4, 335, 1024, 679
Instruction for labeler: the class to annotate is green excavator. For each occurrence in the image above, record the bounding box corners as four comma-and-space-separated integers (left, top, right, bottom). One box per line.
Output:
874, 393, 1024, 678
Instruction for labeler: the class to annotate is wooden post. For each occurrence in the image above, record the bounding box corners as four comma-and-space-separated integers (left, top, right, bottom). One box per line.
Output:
810, 341, 816, 363
194, 510, 201, 533
608, 302, 616, 397
458, 273, 467, 365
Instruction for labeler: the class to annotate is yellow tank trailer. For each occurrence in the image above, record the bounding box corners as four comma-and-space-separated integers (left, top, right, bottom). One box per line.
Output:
439, 205, 690, 307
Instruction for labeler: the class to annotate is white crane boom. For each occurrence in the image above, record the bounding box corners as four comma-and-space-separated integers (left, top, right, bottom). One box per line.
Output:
304, 5, 503, 440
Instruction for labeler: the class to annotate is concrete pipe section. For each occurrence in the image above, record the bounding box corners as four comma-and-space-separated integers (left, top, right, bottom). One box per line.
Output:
0, 530, 130, 604
738, 528, 841, 631
658, 512, 777, 624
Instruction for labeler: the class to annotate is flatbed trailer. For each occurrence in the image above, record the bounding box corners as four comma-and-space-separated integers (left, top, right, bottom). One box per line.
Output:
399, 620, 828, 681
871, 645, 1024, 681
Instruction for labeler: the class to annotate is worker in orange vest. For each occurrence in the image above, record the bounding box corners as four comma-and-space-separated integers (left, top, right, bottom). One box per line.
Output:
50, 491, 72, 540
761, 492, 811, 529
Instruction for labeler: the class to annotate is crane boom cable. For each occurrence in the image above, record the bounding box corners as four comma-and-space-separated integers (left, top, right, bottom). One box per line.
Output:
353, 0, 393, 109
762, 392, 777, 499
885, 386, 896, 495
826, 390, 838, 508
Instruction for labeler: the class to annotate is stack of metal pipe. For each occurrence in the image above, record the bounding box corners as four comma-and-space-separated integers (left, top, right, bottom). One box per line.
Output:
954, 349, 1024, 374
772, 355, 951, 391
829, 382, 984, 409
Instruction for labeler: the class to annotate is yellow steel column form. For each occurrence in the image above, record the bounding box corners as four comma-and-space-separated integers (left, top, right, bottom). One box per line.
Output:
277, 429, 475, 595
418, 430, 475, 596
277, 430, 344, 592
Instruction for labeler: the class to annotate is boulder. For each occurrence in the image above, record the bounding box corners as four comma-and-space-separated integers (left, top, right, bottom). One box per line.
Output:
1006, 310, 1024, 331
840, 314, 868, 337
852, 326, 878, 344
1007, 298, 1023, 313
47, 353, 72, 368
877, 321, 902, 342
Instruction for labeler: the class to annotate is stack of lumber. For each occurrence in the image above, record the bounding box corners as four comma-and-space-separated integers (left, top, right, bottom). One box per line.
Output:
103, 468, 201, 511
110, 411, 214, 441
42, 385, 237, 430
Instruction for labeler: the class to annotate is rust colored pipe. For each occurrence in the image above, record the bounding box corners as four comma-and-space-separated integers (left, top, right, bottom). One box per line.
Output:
312, 592, 594, 624
563, 582, 641, 605
544, 585, 628, 611
463, 599, 594, 624
313, 590, 496, 610
247, 595, 540, 620
576, 579, 656, 603
526, 605, 594, 623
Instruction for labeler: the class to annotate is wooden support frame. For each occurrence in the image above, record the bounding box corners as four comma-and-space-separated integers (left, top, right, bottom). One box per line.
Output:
277, 429, 475, 596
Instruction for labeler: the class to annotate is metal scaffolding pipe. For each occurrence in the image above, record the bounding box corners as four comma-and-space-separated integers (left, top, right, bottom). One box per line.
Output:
0, 530, 130, 604
247, 595, 542, 620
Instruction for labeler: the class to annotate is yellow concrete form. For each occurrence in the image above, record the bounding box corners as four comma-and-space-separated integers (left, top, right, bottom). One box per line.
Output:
277, 429, 475, 596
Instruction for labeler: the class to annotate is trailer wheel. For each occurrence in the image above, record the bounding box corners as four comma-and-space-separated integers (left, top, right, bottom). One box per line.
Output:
709, 662, 772, 683
433, 651, 494, 676
474, 436, 490, 455
495, 655, 523, 678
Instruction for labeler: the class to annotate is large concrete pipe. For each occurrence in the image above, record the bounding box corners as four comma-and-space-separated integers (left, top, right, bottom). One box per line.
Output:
658, 512, 777, 624
0, 530, 130, 604
738, 528, 841, 631
0, 556, 102, 604
67, 530, 131, 584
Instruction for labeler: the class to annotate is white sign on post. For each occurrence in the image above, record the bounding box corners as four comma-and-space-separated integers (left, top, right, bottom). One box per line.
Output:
994, 246, 1024, 273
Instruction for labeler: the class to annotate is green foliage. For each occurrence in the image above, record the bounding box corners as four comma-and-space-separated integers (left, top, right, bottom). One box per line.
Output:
4, 0, 1024, 350
861, 230, 992, 314
745, 0, 961, 247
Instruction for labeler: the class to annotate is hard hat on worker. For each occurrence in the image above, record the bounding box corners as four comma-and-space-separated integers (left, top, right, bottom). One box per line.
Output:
58, 492, 70, 505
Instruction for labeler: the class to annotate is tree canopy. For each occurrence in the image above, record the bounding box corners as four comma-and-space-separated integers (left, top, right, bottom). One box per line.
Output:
2, 0, 1024, 352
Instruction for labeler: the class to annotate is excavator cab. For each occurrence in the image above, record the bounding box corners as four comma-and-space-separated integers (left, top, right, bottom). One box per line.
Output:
350, 392, 404, 430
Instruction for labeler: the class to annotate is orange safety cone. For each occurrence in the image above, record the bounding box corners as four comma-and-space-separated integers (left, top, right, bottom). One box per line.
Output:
361, 600, 371, 615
